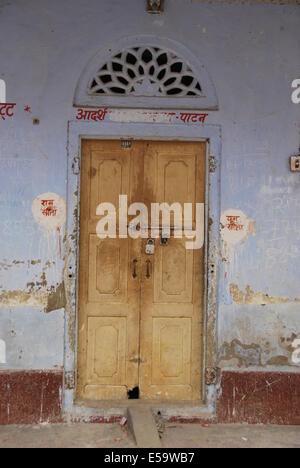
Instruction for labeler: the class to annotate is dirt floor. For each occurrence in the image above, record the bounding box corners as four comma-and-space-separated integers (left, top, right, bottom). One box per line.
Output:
0, 423, 300, 448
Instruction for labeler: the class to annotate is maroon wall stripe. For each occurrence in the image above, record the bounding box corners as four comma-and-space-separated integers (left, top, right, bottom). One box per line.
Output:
217, 371, 300, 425
0, 371, 63, 425
1, 370, 300, 425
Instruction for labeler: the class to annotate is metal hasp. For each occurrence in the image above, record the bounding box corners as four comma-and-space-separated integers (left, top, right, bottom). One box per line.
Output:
122, 139, 132, 149
146, 0, 164, 14
160, 236, 169, 246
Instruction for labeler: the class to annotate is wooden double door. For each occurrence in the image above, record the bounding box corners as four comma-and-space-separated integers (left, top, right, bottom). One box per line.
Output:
77, 140, 206, 401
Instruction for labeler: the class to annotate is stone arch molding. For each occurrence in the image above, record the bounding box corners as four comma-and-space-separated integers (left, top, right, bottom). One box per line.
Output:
74, 36, 218, 110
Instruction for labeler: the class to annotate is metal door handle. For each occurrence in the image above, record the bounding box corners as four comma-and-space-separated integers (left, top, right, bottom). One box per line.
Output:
146, 259, 151, 279
132, 259, 138, 279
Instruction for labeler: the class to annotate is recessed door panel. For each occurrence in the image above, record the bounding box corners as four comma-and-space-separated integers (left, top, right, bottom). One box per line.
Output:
87, 317, 126, 385
88, 235, 128, 303
152, 317, 192, 385
154, 237, 193, 304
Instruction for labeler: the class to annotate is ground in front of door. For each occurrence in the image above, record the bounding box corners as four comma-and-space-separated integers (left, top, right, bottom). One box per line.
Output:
0, 423, 299, 448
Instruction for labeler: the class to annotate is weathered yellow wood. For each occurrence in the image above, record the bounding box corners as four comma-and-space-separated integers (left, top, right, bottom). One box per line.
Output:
77, 140, 206, 401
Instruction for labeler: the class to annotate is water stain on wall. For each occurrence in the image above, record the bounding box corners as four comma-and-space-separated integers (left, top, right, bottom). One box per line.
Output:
0, 280, 66, 313
219, 339, 262, 367
0, 290, 47, 308
0, 260, 25, 271
230, 284, 299, 305
46, 282, 66, 313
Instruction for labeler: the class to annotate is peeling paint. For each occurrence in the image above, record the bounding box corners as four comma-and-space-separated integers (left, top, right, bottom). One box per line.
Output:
209, 155, 217, 173
0, 260, 25, 271
64, 235, 76, 352
230, 284, 299, 305
46, 282, 66, 313
0, 280, 66, 313
219, 304, 300, 369
219, 339, 262, 367
280, 333, 300, 354
0, 290, 48, 308
206, 247, 218, 369
266, 355, 289, 366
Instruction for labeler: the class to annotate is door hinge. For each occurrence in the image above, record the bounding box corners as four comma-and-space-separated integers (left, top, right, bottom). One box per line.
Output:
72, 156, 80, 175
209, 155, 217, 173
205, 367, 220, 386
64, 371, 76, 390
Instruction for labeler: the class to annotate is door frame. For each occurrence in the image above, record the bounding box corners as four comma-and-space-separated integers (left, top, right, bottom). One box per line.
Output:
64, 117, 221, 420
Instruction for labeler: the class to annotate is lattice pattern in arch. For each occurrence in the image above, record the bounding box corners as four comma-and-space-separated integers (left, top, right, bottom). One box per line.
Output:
88, 46, 203, 98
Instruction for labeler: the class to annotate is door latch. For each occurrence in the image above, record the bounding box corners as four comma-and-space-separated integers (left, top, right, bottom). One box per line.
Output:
129, 356, 146, 364
132, 259, 138, 279
146, 259, 151, 279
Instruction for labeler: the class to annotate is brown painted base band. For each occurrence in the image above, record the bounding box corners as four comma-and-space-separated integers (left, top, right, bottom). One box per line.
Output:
1, 370, 300, 425
0, 370, 63, 425
217, 371, 300, 425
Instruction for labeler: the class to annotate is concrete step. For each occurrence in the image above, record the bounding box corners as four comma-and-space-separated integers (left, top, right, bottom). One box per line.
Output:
127, 407, 162, 448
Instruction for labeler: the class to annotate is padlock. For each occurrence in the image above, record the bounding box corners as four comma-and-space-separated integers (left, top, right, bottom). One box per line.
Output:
145, 238, 155, 255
